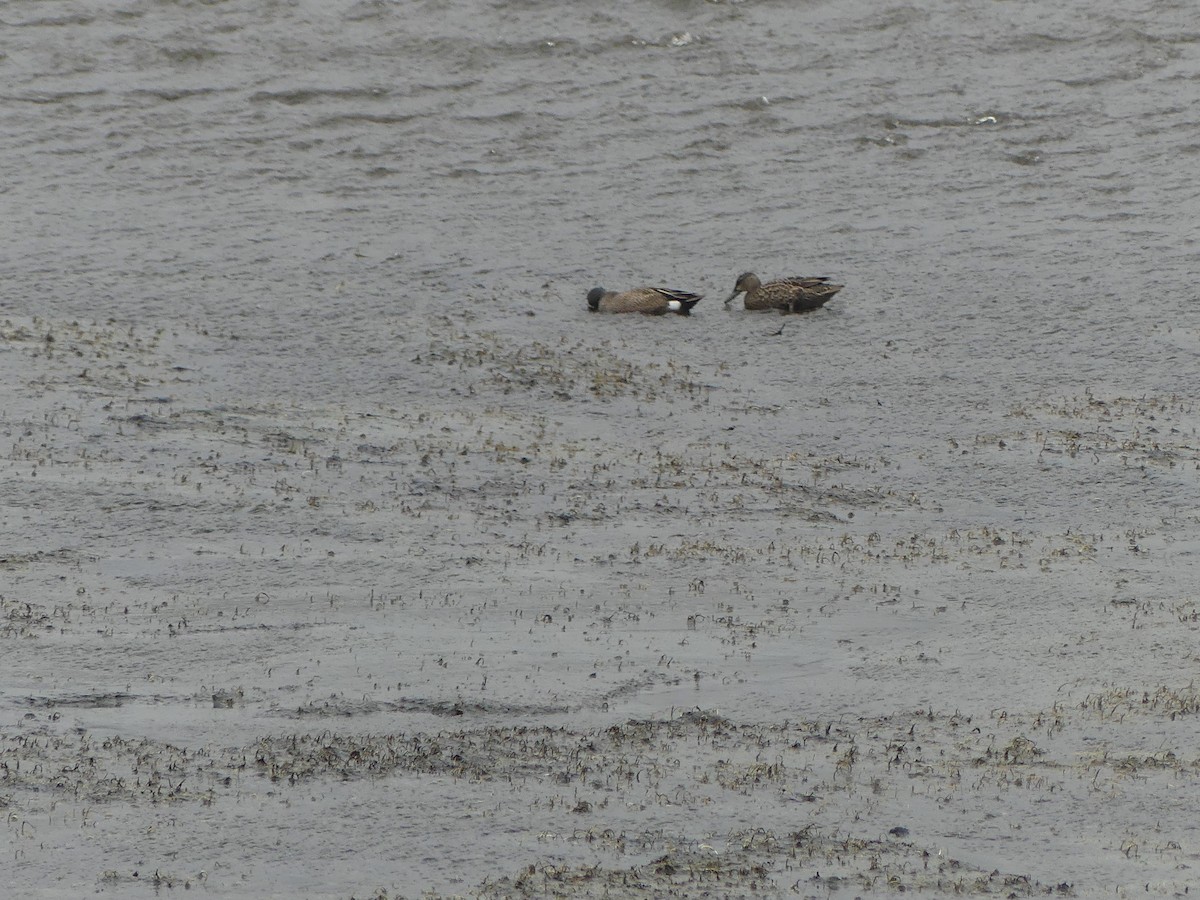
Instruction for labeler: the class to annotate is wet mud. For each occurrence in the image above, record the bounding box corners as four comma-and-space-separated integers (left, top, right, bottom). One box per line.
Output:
4, 305, 1199, 898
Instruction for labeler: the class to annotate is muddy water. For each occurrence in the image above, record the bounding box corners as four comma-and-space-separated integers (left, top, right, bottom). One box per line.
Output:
4, 1, 1200, 897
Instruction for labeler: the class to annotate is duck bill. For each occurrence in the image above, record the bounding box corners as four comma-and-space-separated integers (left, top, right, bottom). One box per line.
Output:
723, 291, 740, 308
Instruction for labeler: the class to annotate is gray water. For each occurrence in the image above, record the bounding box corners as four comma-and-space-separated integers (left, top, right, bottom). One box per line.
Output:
4, 1, 1200, 897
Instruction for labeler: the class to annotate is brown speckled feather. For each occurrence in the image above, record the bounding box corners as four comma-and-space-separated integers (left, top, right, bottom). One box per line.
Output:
587, 286, 702, 315
724, 273, 843, 313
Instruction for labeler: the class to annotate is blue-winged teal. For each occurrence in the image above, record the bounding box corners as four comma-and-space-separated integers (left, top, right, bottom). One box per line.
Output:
724, 272, 843, 313
587, 286, 702, 316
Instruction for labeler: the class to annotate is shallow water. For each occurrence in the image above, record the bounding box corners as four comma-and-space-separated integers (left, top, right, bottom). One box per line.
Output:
3, 0, 1200, 896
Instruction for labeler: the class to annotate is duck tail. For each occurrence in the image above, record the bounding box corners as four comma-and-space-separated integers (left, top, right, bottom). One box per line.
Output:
787, 284, 843, 314
659, 289, 703, 316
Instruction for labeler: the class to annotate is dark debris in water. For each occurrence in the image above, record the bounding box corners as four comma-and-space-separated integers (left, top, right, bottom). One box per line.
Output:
0, 704, 1151, 895
473, 832, 1052, 899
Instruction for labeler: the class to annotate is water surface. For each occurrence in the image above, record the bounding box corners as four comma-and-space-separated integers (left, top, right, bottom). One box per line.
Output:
3, 0, 1199, 896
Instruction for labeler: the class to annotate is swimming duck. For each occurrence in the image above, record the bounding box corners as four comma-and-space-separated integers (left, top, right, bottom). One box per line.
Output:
724, 272, 842, 313
587, 286, 702, 315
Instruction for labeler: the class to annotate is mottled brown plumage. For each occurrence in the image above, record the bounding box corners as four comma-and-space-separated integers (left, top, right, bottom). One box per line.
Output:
587, 286, 702, 316
724, 272, 843, 313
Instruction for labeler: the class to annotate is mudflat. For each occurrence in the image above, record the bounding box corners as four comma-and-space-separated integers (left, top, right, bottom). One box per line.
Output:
3, 303, 1197, 896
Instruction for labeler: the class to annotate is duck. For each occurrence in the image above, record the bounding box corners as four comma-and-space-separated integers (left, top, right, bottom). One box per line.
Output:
587, 286, 702, 315
724, 272, 842, 313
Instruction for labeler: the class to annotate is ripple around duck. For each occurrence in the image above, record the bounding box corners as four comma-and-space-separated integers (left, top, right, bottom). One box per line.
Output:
248, 87, 392, 106
157, 45, 222, 64
5, 88, 107, 104
126, 86, 222, 102
11, 13, 96, 28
